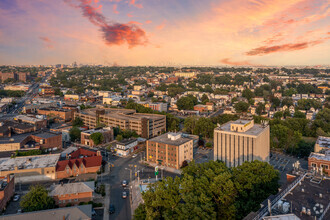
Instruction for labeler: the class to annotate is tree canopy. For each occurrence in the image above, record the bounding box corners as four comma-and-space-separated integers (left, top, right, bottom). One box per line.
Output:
90, 132, 104, 145
136, 160, 279, 220
20, 185, 55, 212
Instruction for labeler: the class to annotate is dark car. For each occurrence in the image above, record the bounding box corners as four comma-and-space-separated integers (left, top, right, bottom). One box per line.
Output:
109, 204, 115, 214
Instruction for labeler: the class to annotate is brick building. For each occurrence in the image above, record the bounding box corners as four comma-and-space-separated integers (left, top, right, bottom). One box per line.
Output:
0, 72, 15, 82
49, 181, 94, 207
56, 148, 102, 179
81, 127, 113, 147
308, 150, 330, 176
147, 132, 193, 169
0, 174, 15, 212
37, 107, 73, 122
30, 132, 62, 150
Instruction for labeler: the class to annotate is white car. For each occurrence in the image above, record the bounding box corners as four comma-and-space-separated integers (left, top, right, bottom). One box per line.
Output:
122, 191, 127, 199
132, 154, 137, 158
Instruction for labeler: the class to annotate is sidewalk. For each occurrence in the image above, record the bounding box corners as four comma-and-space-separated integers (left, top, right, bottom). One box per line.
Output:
130, 179, 144, 216
141, 161, 182, 175
103, 183, 110, 220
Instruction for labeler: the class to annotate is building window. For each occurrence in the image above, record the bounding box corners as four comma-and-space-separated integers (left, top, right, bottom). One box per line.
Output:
311, 163, 316, 168
321, 164, 329, 170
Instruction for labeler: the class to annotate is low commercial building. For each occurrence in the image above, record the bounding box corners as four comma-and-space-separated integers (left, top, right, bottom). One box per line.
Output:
75, 108, 166, 139
115, 139, 138, 157
214, 118, 270, 167
37, 107, 73, 122
0, 154, 60, 182
314, 136, 330, 153
49, 181, 94, 207
174, 71, 197, 78
194, 104, 208, 112
0, 204, 92, 220
30, 132, 62, 151
147, 132, 194, 169
81, 127, 113, 147
14, 115, 47, 130
64, 94, 80, 101
0, 174, 15, 212
56, 148, 102, 179
308, 150, 330, 176
139, 102, 168, 112
3, 84, 30, 92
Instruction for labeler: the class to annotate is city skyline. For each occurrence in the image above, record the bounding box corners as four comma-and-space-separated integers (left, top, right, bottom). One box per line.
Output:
0, 0, 329, 66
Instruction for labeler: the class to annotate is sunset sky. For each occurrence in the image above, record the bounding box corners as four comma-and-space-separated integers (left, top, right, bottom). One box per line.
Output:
0, 0, 329, 66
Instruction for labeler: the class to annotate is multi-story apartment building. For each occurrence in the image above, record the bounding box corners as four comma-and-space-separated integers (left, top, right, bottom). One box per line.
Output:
147, 132, 193, 169
174, 71, 197, 78
308, 150, 330, 176
75, 108, 166, 139
214, 118, 270, 167
138, 102, 168, 112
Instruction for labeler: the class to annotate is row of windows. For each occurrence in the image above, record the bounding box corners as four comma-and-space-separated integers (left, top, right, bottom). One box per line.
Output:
311, 163, 329, 170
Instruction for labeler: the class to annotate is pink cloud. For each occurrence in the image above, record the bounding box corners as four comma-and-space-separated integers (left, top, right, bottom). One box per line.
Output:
65, 0, 148, 48
145, 20, 152, 24
246, 39, 327, 56
127, 13, 133, 17
129, 21, 142, 25
220, 58, 253, 66
39, 36, 54, 49
112, 4, 119, 14
129, 0, 143, 9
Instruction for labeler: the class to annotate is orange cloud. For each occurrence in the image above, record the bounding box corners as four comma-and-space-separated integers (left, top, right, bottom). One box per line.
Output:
66, 0, 147, 48
112, 4, 119, 14
246, 39, 327, 56
127, 13, 133, 17
39, 36, 54, 49
129, 0, 142, 9
156, 20, 166, 30
220, 58, 253, 66
145, 20, 152, 24
129, 21, 142, 25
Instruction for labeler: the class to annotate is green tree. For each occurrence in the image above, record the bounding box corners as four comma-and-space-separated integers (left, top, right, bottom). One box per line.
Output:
20, 185, 55, 212
242, 89, 254, 100
293, 111, 306, 119
73, 116, 84, 127
232, 161, 279, 219
184, 116, 198, 134
234, 101, 250, 113
273, 111, 283, 119
176, 96, 195, 110
116, 134, 123, 141
69, 126, 81, 142
133, 203, 147, 220
211, 114, 239, 125
256, 102, 265, 115
90, 132, 104, 145
195, 117, 216, 139
201, 94, 209, 104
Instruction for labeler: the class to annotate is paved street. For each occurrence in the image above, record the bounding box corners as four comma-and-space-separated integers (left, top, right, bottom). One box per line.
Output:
100, 152, 180, 220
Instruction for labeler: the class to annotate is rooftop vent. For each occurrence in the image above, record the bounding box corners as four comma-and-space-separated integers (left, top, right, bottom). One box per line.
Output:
168, 133, 181, 141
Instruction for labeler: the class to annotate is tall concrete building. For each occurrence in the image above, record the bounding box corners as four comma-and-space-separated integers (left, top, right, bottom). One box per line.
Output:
214, 119, 270, 167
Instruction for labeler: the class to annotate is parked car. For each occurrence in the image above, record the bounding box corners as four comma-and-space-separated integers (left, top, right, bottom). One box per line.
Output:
122, 180, 127, 187
132, 154, 137, 158
13, 195, 20, 202
109, 204, 115, 214
122, 191, 127, 199
17, 209, 22, 213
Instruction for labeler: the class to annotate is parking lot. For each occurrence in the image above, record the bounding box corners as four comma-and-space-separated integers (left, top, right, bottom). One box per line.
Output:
194, 147, 213, 164
270, 151, 308, 184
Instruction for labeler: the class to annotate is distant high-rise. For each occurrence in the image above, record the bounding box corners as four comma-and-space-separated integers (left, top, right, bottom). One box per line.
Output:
214, 119, 270, 167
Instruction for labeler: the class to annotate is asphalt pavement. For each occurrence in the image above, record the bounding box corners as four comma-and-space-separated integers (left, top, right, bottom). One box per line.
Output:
100, 152, 180, 220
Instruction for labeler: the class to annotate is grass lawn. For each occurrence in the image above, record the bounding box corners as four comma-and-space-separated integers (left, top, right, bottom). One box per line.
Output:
302, 136, 317, 143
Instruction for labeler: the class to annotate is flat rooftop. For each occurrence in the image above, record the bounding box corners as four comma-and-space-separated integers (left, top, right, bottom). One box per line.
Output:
49, 181, 94, 196
148, 132, 192, 146
215, 121, 267, 136
316, 136, 330, 149
0, 154, 60, 171
309, 152, 330, 161
79, 108, 165, 120
283, 178, 330, 220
